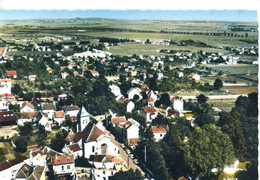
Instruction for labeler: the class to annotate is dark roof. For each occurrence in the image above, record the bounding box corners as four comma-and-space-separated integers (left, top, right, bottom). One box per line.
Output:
27, 166, 44, 180
42, 103, 55, 110
0, 111, 18, 123
73, 122, 105, 143
66, 105, 80, 111
89, 155, 106, 162
16, 112, 39, 119
0, 156, 26, 171
15, 163, 33, 179
68, 143, 81, 152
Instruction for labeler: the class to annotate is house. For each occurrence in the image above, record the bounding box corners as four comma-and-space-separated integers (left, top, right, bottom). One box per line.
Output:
0, 79, 12, 94
0, 156, 27, 179
61, 72, 69, 79
68, 121, 119, 159
139, 106, 158, 124
0, 111, 17, 126
28, 75, 37, 81
151, 126, 168, 141
16, 112, 39, 126
123, 99, 135, 113
53, 110, 65, 126
188, 73, 200, 81
171, 96, 184, 111
63, 143, 82, 158
50, 154, 75, 177
125, 118, 140, 148
20, 101, 35, 112
109, 84, 122, 97
111, 116, 126, 126
65, 105, 80, 120
15, 163, 46, 180
177, 72, 184, 77
6, 70, 17, 79
89, 155, 121, 180
42, 103, 55, 119
126, 87, 142, 100
147, 96, 155, 107
0, 100, 8, 110
36, 113, 52, 131
89, 70, 99, 77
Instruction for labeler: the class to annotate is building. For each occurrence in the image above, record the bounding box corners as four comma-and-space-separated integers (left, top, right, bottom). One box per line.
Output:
0, 79, 12, 94
151, 126, 168, 142
0, 111, 17, 126
20, 101, 35, 112
6, 71, 17, 79
42, 103, 56, 120
50, 154, 75, 177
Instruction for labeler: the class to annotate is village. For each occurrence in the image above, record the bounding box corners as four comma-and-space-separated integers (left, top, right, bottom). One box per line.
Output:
0, 18, 258, 180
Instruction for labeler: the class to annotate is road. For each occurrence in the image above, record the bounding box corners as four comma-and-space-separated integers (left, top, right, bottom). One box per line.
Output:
182, 94, 242, 101
104, 129, 145, 175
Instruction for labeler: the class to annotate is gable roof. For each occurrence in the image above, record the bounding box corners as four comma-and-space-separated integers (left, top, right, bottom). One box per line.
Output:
42, 103, 55, 110
16, 112, 39, 119
68, 143, 81, 152
73, 122, 106, 143
21, 101, 35, 110
27, 165, 44, 180
142, 106, 156, 114
54, 111, 64, 118
66, 105, 80, 111
6, 70, 17, 76
147, 97, 154, 102
129, 138, 139, 146
51, 154, 74, 165
111, 116, 126, 124
0, 156, 26, 171
151, 126, 168, 133
15, 163, 33, 179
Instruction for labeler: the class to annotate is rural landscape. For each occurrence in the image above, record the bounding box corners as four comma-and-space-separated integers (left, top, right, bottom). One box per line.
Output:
0, 10, 258, 180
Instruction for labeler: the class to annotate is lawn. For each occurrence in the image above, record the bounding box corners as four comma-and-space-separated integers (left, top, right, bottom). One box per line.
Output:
208, 99, 236, 112
221, 86, 258, 94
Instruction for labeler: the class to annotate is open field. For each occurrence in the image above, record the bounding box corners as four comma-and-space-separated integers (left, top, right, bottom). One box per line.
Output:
208, 99, 236, 112
206, 64, 258, 75
221, 86, 258, 94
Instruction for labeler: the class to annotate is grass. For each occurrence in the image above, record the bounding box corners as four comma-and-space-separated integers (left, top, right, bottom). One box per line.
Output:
221, 86, 258, 94
208, 99, 236, 112
206, 64, 258, 75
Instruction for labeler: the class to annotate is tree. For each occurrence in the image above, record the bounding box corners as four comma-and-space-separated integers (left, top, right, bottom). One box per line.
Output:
110, 169, 143, 180
181, 124, 235, 178
194, 112, 216, 127
135, 140, 169, 180
12, 83, 22, 95
213, 79, 223, 90
18, 122, 33, 138
50, 130, 67, 152
159, 93, 171, 106
196, 94, 208, 104
36, 125, 47, 146
218, 112, 248, 160
14, 136, 28, 153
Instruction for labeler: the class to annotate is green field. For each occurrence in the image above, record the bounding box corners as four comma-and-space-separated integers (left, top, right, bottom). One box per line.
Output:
206, 64, 258, 75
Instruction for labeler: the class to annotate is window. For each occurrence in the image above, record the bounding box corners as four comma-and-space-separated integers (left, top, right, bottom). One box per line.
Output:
103, 171, 105, 175
61, 166, 64, 171
92, 146, 95, 152
160, 134, 162, 137
67, 165, 70, 169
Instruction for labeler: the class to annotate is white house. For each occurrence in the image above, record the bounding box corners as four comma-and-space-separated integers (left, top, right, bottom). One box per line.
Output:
50, 154, 75, 176
0, 79, 12, 94
125, 118, 140, 148
151, 126, 168, 142
20, 101, 35, 112
188, 73, 200, 81
0, 100, 8, 110
126, 87, 142, 100
36, 113, 52, 131
53, 110, 65, 126
139, 106, 158, 124
17, 112, 39, 126
42, 103, 55, 120
65, 105, 80, 120
123, 99, 135, 113
77, 106, 92, 132
109, 84, 121, 97
171, 96, 184, 111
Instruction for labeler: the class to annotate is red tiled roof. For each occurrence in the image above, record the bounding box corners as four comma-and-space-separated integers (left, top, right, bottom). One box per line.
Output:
160, 104, 169, 110
15, 164, 33, 179
171, 96, 178, 102
188, 73, 196, 77
54, 111, 64, 118
0, 156, 26, 171
151, 126, 168, 133
178, 177, 188, 180
51, 155, 74, 165
7, 71, 17, 76
168, 109, 180, 117
129, 138, 139, 146
142, 106, 156, 114
104, 155, 122, 163
0, 79, 11, 82
17, 112, 39, 119
21, 101, 35, 110
68, 143, 81, 152
27, 165, 44, 180
66, 106, 80, 111
147, 97, 154, 102
111, 116, 126, 124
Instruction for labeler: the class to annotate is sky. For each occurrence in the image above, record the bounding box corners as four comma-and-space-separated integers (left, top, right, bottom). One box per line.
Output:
0, 10, 258, 22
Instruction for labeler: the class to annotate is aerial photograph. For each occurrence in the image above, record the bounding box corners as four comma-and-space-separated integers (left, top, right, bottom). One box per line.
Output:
0, 8, 258, 180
